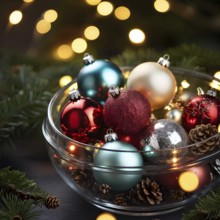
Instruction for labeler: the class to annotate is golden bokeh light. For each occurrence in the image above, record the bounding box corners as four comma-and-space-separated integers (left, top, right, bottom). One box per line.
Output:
181, 80, 190, 89
56, 44, 74, 60
9, 10, 23, 25
23, 0, 34, 2
97, 1, 114, 16
68, 144, 76, 152
59, 75, 73, 87
86, 0, 101, 6
178, 171, 199, 192
154, 0, 170, 13
96, 212, 117, 220
44, 9, 58, 23
36, 19, 51, 34
128, 28, 146, 44
114, 6, 130, 20
71, 38, 87, 53
84, 25, 100, 40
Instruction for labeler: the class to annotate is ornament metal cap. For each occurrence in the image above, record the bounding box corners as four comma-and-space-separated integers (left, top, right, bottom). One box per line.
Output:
207, 89, 217, 97
109, 84, 120, 97
104, 129, 118, 142
158, 54, 170, 68
69, 89, 81, 101
83, 53, 95, 65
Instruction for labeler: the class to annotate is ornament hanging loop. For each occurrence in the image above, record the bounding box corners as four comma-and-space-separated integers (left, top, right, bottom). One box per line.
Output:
158, 54, 170, 68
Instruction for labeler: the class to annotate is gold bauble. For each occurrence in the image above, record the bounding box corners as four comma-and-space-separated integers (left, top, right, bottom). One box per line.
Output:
165, 109, 182, 124
127, 62, 177, 110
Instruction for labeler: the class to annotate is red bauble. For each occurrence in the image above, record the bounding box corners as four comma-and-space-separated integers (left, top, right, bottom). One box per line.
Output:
60, 93, 104, 144
103, 89, 151, 135
118, 133, 141, 149
182, 93, 220, 132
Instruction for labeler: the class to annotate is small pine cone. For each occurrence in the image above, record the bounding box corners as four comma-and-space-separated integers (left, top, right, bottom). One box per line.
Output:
129, 178, 162, 205
99, 184, 111, 194
170, 189, 187, 201
44, 196, 60, 209
71, 169, 90, 186
189, 124, 219, 156
113, 193, 127, 206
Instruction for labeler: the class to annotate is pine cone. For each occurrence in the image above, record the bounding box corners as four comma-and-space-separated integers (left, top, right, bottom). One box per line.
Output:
113, 193, 127, 206
71, 169, 91, 187
170, 189, 187, 201
99, 184, 111, 194
189, 124, 219, 155
129, 178, 162, 205
13, 215, 22, 220
44, 196, 60, 209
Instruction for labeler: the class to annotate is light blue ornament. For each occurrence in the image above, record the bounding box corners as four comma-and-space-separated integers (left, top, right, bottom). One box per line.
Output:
77, 53, 125, 105
93, 139, 143, 191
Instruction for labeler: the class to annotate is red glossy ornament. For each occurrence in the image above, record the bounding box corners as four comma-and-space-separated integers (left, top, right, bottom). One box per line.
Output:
118, 133, 141, 150
182, 92, 220, 132
103, 88, 151, 135
60, 90, 104, 144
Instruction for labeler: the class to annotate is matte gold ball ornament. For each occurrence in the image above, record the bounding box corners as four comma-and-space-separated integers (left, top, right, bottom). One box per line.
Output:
127, 55, 177, 110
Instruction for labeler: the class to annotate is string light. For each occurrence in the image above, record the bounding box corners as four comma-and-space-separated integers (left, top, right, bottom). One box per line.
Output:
154, 0, 170, 13
36, 19, 51, 34
84, 25, 100, 40
59, 75, 73, 87
44, 9, 58, 23
128, 28, 145, 44
181, 80, 190, 89
114, 6, 130, 20
9, 10, 23, 25
56, 44, 74, 60
71, 38, 87, 53
86, 0, 101, 6
97, 1, 114, 16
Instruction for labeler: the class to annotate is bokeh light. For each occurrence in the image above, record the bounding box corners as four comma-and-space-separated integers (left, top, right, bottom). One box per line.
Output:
84, 25, 100, 40
56, 44, 74, 60
97, 1, 114, 16
96, 212, 117, 220
44, 9, 58, 23
9, 10, 23, 25
23, 0, 34, 2
86, 0, 101, 6
209, 71, 220, 90
178, 171, 199, 192
154, 0, 170, 13
181, 80, 190, 89
59, 75, 73, 87
129, 28, 146, 44
114, 6, 130, 20
36, 19, 51, 34
71, 38, 87, 53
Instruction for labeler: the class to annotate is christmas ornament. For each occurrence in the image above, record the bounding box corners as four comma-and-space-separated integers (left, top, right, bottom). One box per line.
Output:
60, 89, 104, 144
140, 119, 188, 164
77, 53, 125, 105
128, 177, 162, 205
93, 131, 144, 191
127, 54, 176, 110
211, 158, 220, 174
165, 109, 182, 124
182, 89, 220, 132
103, 86, 151, 135
189, 124, 219, 156
118, 133, 141, 150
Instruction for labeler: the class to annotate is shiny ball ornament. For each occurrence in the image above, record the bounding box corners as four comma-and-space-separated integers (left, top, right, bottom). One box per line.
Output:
77, 53, 125, 105
127, 55, 176, 110
165, 109, 182, 124
182, 90, 220, 132
93, 132, 144, 191
140, 119, 188, 164
60, 90, 104, 144
103, 87, 151, 135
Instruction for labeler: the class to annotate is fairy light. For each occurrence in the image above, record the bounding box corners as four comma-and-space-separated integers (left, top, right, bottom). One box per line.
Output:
68, 144, 76, 152
129, 28, 146, 44
84, 25, 100, 40
96, 212, 117, 220
9, 10, 23, 25
86, 0, 101, 6
154, 0, 170, 13
97, 1, 114, 16
59, 75, 73, 87
114, 6, 130, 20
71, 38, 87, 53
178, 171, 199, 192
56, 44, 74, 60
44, 9, 58, 23
36, 19, 51, 34
23, 0, 34, 2
181, 80, 190, 89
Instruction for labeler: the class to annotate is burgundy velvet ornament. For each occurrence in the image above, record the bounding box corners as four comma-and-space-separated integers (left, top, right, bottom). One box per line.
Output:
118, 133, 141, 150
182, 90, 220, 132
60, 90, 104, 144
103, 86, 151, 135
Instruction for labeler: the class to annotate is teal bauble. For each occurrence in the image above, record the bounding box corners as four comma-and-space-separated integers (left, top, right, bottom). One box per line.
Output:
77, 53, 125, 105
93, 140, 143, 191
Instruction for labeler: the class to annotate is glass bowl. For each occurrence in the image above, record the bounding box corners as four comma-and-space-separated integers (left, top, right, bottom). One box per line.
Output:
42, 67, 220, 216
